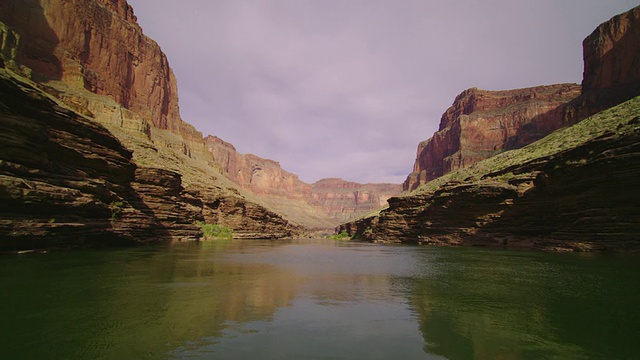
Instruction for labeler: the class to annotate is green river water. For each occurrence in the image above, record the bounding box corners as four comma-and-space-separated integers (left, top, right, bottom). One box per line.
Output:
1, 238, 638, 359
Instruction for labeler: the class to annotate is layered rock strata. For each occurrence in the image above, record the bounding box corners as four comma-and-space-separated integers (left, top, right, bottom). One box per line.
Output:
339, 96, 640, 251
0, 70, 304, 251
311, 178, 401, 223
0, 0, 313, 240
0, 70, 200, 251
404, 84, 581, 191
342, 6, 640, 251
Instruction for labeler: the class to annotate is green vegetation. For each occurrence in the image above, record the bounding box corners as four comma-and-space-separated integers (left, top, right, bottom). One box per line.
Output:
109, 201, 124, 220
198, 222, 233, 240
329, 231, 352, 240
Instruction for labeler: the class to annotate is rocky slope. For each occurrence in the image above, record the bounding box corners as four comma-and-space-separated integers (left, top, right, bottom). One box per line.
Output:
404, 84, 581, 191
341, 6, 640, 251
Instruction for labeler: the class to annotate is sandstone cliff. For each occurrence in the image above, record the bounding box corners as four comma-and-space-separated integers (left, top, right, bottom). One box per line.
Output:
205, 135, 313, 199
564, 6, 640, 123
0, 69, 304, 251
404, 84, 581, 191
0, 0, 196, 136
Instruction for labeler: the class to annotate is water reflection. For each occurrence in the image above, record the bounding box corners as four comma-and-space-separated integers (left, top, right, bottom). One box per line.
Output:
1, 240, 638, 359
408, 248, 640, 359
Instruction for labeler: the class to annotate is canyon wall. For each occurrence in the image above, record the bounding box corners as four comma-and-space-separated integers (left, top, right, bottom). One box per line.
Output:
205, 135, 313, 199
0, 0, 309, 248
341, 5, 640, 251
0, 0, 191, 135
404, 84, 581, 191
565, 5, 640, 122
0, 69, 304, 251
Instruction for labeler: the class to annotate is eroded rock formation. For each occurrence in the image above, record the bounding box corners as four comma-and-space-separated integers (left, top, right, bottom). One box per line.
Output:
404, 84, 581, 191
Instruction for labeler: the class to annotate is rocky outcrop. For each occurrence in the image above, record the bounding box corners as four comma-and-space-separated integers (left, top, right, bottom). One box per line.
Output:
311, 178, 401, 223
404, 84, 581, 191
565, 5, 640, 122
0, 0, 310, 245
340, 96, 640, 251
195, 186, 306, 239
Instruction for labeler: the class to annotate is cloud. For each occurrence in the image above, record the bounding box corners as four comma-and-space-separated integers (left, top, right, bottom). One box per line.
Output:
127, 0, 638, 184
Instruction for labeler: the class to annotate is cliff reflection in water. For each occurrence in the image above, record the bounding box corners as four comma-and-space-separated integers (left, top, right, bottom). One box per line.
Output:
0, 241, 304, 359
409, 248, 640, 359
2, 239, 639, 359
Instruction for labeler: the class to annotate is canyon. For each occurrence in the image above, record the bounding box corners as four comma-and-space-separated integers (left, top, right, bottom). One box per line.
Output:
340, 5, 640, 251
1, 0, 639, 252
0, 0, 401, 251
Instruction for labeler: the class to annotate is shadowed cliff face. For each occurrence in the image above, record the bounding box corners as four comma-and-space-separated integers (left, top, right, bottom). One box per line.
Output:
404, 84, 581, 191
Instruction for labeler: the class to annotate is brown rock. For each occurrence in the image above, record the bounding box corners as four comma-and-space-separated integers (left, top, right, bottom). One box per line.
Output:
340, 97, 640, 251
404, 84, 581, 191
0, 0, 200, 141
565, 6, 640, 122
205, 135, 313, 199
311, 178, 401, 223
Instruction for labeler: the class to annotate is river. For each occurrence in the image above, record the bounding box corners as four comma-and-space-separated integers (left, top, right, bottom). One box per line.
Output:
1, 238, 638, 359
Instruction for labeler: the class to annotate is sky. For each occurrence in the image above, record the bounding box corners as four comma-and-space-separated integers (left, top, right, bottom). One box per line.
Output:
127, 0, 639, 184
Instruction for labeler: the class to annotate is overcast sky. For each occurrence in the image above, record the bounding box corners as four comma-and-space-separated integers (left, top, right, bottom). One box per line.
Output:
127, 0, 638, 184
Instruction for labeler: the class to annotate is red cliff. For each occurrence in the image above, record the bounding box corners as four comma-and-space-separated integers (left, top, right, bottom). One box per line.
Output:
404, 84, 581, 191
566, 5, 640, 122
0, 0, 201, 141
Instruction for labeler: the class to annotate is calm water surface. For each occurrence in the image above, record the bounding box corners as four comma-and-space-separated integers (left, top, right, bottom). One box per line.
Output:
1, 238, 639, 359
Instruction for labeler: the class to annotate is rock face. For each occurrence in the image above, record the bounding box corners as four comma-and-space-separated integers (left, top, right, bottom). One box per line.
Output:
205, 135, 312, 199
0, 70, 304, 251
0, 0, 197, 138
0, 0, 309, 247
0, 70, 200, 251
565, 5, 640, 122
340, 96, 640, 251
404, 84, 581, 191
